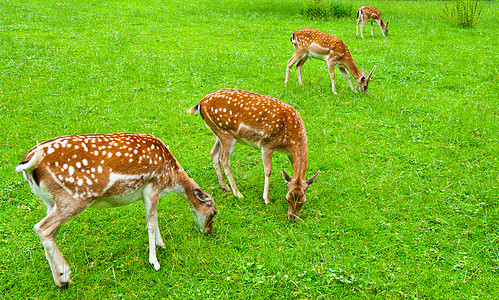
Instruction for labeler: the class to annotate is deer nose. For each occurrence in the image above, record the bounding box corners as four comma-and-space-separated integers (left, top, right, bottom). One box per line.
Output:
204, 222, 213, 234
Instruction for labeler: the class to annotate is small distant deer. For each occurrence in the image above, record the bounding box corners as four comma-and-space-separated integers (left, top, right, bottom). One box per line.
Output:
15, 133, 217, 287
285, 28, 377, 94
188, 89, 318, 220
356, 6, 389, 38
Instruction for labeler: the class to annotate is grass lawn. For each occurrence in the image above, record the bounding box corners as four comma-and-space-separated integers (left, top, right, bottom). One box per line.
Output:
1, 0, 498, 298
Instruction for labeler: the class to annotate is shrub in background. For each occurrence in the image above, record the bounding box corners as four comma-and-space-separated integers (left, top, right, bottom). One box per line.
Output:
441, 0, 482, 28
301, 0, 353, 21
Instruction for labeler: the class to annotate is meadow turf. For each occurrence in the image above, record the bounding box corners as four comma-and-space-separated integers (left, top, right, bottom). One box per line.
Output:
0, 0, 498, 298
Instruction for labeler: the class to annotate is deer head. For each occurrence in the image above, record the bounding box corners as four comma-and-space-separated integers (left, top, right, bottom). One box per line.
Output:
282, 169, 319, 221
357, 65, 377, 93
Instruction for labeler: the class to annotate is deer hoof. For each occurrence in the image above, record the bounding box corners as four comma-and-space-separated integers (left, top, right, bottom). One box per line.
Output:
150, 261, 161, 271
221, 184, 231, 192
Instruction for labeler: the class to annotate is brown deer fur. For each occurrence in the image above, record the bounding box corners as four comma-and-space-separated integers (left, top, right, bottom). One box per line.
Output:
16, 133, 216, 287
285, 28, 376, 94
356, 6, 389, 38
188, 89, 318, 220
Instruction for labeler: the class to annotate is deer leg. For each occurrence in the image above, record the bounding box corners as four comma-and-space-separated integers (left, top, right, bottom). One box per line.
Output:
296, 56, 308, 86
155, 223, 165, 248
261, 147, 274, 205
34, 204, 81, 287
327, 61, 337, 94
377, 21, 386, 36
210, 139, 230, 192
219, 138, 243, 198
362, 20, 369, 38
371, 22, 374, 36
143, 189, 161, 270
286, 50, 307, 85
285, 55, 299, 85
338, 66, 357, 93
356, 16, 362, 38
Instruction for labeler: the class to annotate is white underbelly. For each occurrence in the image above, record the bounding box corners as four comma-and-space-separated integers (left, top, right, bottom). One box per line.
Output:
308, 52, 328, 61
237, 138, 261, 149
88, 186, 146, 209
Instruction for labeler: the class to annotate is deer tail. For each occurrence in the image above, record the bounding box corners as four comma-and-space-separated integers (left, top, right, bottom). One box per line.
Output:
16, 146, 43, 172
187, 103, 200, 115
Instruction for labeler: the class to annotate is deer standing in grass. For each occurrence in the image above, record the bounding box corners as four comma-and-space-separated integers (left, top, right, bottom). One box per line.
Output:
356, 6, 389, 38
16, 133, 217, 287
188, 89, 318, 220
285, 28, 377, 94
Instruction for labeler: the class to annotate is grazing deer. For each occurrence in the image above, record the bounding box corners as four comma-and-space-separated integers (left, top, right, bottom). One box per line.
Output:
188, 89, 318, 220
285, 28, 377, 94
15, 133, 216, 287
356, 6, 389, 38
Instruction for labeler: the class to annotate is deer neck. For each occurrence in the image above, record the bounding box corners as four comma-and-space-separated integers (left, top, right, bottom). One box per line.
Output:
344, 58, 363, 81
291, 140, 309, 181
167, 164, 192, 195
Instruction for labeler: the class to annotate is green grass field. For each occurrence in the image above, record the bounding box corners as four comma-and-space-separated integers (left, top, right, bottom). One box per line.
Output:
1, 0, 498, 298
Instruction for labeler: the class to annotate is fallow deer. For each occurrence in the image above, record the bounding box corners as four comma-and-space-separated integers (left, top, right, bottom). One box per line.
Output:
15, 133, 217, 287
188, 89, 318, 220
285, 28, 377, 94
356, 6, 389, 38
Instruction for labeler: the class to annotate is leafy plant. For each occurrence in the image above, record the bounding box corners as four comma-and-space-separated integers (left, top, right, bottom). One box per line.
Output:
301, 0, 352, 20
330, 2, 351, 18
441, 0, 482, 28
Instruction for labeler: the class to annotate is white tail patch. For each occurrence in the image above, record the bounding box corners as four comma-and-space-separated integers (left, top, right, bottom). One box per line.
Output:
15, 147, 42, 172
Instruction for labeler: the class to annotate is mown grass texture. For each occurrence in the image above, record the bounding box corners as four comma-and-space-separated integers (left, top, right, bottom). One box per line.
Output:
1, 0, 498, 298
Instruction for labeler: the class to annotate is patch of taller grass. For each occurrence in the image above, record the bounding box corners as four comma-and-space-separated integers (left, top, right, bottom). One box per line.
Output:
441, 0, 482, 28
301, 0, 353, 20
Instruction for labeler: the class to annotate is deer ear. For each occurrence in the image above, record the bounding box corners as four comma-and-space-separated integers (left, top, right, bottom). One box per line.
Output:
367, 65, 377, 81
361, 68, 366, 76
306, 171, 319, 186
282, 168, 292, 183
194, 188, 212, 206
